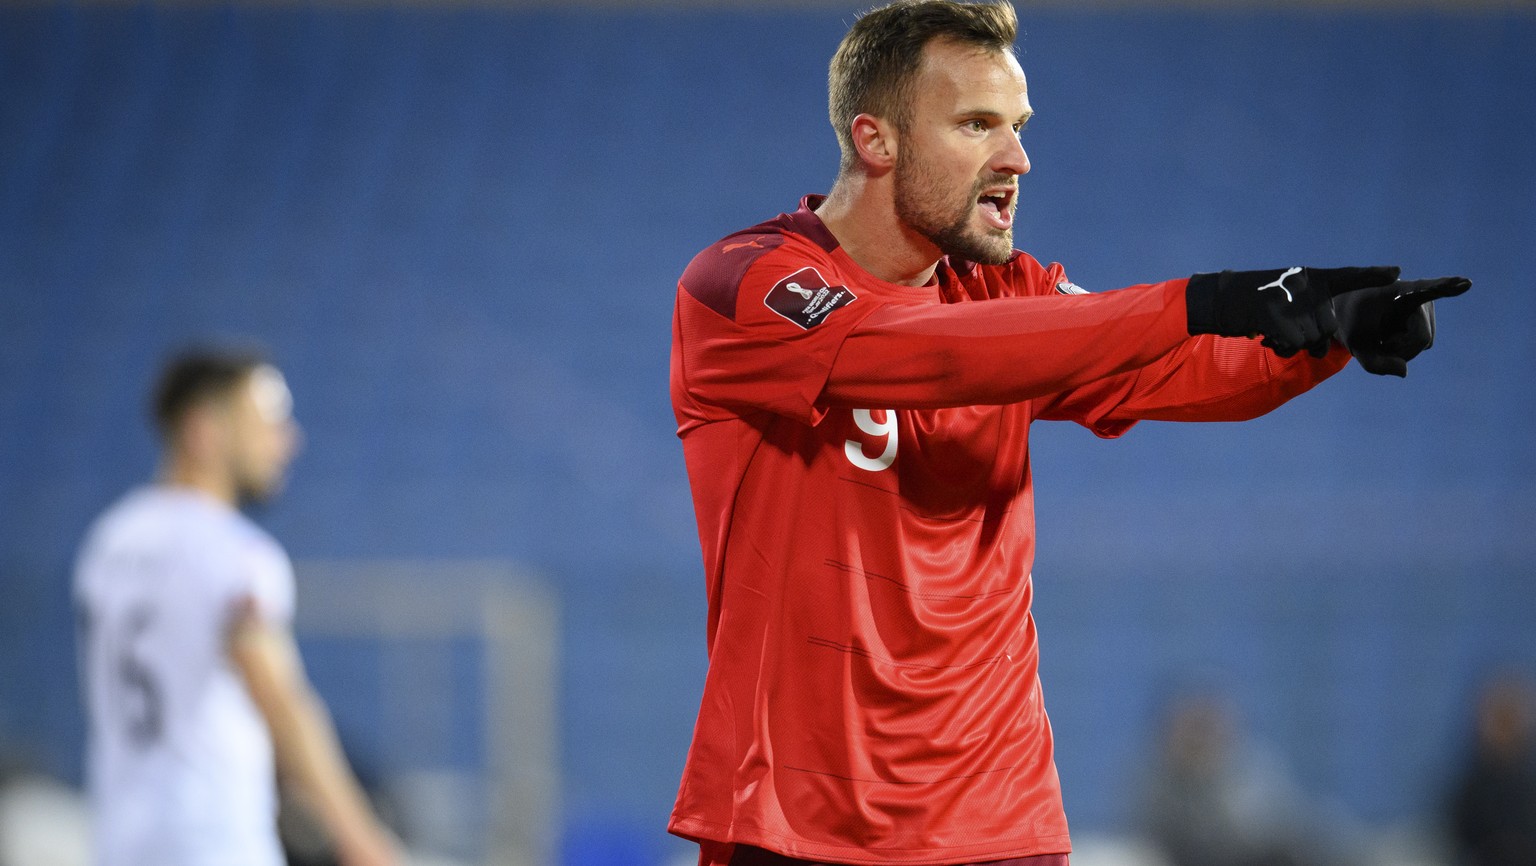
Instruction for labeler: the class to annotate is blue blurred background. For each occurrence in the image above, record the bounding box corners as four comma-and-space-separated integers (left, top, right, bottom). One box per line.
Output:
1, 2, 1533, 864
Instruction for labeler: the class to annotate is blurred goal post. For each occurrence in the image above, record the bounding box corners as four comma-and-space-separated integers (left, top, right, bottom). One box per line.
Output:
293, 560, 558, 866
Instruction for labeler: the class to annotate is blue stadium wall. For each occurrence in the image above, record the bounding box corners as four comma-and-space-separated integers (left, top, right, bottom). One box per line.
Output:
2, 3, 1534, 863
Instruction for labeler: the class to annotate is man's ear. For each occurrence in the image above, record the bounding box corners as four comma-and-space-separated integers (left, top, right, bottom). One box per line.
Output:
850, 113, 898, 173
177, 403, 225, 461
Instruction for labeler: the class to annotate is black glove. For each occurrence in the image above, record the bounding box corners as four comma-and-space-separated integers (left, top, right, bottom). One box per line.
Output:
1331, 276, 1471, 377
1186, 266, 1400, 359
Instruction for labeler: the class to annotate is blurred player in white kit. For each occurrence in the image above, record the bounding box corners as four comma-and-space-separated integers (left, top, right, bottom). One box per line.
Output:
74, 348, 399, 866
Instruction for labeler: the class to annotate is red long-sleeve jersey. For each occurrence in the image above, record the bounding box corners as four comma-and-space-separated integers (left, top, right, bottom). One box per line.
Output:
668, 196, 1349, 865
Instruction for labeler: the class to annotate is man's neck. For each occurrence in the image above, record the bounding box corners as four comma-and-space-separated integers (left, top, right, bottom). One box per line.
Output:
158, 458, 236, 507
816, 175, 942, 287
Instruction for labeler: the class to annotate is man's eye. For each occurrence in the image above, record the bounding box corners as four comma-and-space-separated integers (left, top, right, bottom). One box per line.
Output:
968, 120, 987, 132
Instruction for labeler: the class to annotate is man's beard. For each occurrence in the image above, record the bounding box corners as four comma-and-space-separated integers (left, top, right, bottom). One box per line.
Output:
232, 460, 284, 511
235, 480, 280, 512
893, 150, 1014, 266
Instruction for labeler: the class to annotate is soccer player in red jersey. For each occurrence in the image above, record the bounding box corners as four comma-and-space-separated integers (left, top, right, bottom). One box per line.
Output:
668, 2, 1469, 865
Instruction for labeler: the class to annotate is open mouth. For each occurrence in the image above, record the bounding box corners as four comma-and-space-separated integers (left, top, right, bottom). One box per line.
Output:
977, 186, 1016, 230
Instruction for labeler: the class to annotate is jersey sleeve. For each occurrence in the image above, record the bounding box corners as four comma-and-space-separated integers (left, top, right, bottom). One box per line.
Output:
674, 236, 884, 426
232, 532, 296, 629
1034, 333, 1352, 437
821, 254, 1195, 410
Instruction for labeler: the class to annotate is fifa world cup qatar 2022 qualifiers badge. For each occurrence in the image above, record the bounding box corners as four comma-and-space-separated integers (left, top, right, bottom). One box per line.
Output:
764, 267, 857, 329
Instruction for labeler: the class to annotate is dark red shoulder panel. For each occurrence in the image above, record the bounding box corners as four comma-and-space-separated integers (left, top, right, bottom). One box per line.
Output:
679, 230, 787, 321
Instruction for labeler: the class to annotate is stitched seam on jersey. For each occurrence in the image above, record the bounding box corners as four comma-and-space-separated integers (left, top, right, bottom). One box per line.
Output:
781, 761, 1020, 785
804, 636, 1007, 671
823, 559, 1017, 602
835, 474, 1002, 524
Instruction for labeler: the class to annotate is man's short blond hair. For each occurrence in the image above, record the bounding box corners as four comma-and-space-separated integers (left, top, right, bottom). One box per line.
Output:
828, 0, 1018, 172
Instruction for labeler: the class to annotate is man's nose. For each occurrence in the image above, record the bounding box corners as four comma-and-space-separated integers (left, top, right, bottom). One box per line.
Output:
995, 133, 1030, 177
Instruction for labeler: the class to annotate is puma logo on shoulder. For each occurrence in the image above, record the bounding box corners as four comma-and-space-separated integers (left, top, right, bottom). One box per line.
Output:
722, 239, 766, 253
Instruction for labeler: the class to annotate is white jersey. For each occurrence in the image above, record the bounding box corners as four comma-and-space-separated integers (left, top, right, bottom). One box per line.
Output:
74, 486, 295, 866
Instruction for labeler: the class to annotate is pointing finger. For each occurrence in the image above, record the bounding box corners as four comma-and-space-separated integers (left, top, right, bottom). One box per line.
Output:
1393, 277, 1471, 303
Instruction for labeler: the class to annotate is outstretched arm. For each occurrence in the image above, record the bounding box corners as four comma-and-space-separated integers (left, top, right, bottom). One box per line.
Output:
678, 243, 1419, 426
228, 601, 400, 866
